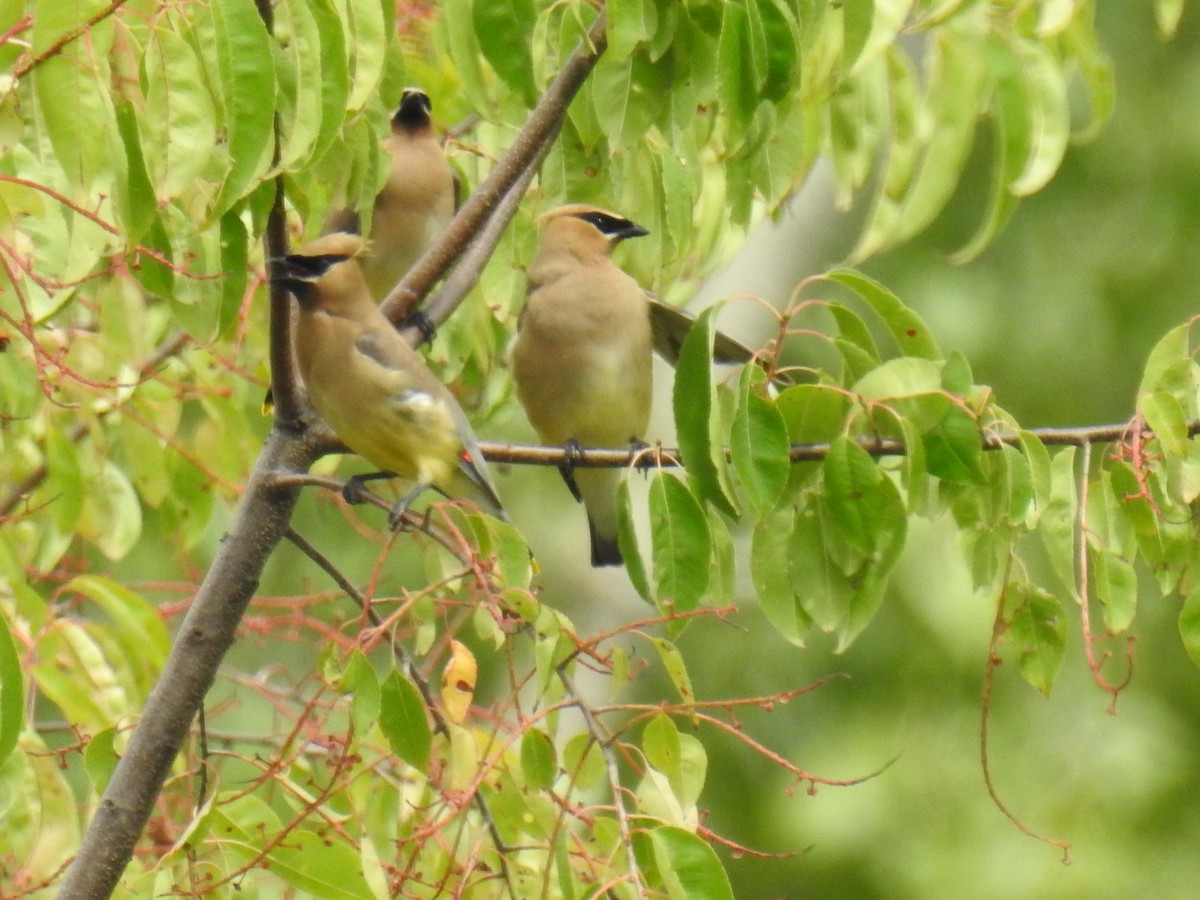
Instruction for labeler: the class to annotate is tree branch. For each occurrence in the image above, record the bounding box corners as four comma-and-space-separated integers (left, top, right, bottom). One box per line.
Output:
473, 418, 1177, 469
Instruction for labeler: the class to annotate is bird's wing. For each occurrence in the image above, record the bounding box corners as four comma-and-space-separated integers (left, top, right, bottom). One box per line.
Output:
355, 328, 504, 514
646, 296, 794, 385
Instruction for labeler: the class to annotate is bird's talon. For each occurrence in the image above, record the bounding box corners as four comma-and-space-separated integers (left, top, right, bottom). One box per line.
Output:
404, 310, 437, 346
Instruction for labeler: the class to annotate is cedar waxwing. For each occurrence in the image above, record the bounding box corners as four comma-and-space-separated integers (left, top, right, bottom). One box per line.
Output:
265, 89, 456, 416
271, 232, 505, 525
511, 205, 653, 567
324, 86, 458, 300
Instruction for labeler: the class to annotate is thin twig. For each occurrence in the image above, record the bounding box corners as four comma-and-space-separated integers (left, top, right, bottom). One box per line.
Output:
558, 668, 646, 898
12, 0, 126, 79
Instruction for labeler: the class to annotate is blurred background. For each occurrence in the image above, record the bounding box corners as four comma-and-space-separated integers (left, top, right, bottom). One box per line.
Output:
490, 4, 1200, 898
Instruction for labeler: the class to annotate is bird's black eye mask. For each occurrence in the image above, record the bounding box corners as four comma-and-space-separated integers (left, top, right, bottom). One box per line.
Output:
269, 253, 350, 282
574, 211, 650, 242
393, 89, 433, 129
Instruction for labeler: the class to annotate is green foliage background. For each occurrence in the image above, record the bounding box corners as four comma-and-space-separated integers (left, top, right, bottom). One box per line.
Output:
3, 0, 1200, 897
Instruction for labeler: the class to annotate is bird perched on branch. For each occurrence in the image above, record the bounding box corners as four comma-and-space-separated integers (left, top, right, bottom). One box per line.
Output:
271, 232, 505, 525
324, 86, 458, 301
265, 88, 457, 417
511, 205, 654, 566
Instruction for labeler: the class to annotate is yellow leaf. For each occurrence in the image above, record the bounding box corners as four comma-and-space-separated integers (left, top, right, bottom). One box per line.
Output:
440, 640, 477, 725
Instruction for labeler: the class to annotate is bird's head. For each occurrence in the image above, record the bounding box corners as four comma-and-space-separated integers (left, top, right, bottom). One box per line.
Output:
270, 232, 368, 309
538, 204, 650, 259
392, 87, 434, 133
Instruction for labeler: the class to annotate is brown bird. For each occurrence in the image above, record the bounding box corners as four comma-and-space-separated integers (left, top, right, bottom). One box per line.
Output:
511, 205, 653, 566
323, 86, 458, 301
266, 88, 457, 416
271, 232, 505, 525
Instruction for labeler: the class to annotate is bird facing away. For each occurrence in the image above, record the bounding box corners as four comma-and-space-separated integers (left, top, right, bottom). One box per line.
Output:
511, 205, 653, 566
271, 232, 505, 525
323, 86, 458, 301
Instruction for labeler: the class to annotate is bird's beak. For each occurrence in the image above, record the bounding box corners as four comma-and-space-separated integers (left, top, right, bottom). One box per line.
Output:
616, 221, 650, 242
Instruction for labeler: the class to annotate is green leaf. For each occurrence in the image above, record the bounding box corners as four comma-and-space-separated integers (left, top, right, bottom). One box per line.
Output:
214, 794, 375, 900
1006, 583, 1066, 696
704, 508, 735, 606
827, 269, 941, 359
1138, 322, 1194, 397
342, 0, 388, 112
923, 406, 985, 485
562, 733, 605, 791
777, 384, 852, 443
853, 357, 943, 406
31, 623, 125, 732
617, 478, 652, 601
607, 0, 652, 60
731, 367, 791, 516
789, 498, 855, 634
1140, 391, 1190, 458
759, 0, 801, 103
649, 473, 711, 613
591, 51, 664, 154
644, 712, 682, 777
1019, 431, 1053, 520
520, 728, 558, 790
1180, 582, 1200, 667
1039, 448, 1079, 599
306, 0, 351, 164
1094, 550, 1137, 635
465, 513, 534, 589
378, 671, 431, 772
651, 638, 695, 705
0, 609, 22, 767
823, 436, 905, 557
112, 98, 159, 244
79, 461, 142, 561
64, 575, 170, 678
217, 209, 249, 339
1007, 36, 1070, 197
1156, 0, 1185, 38
140, 23, 217, 203
673, 306, 739, 516
83, 727, 119, 791
442, 0, 491, 112
209, 0, 276, 216
841, 0, 875, 71
898, 31, 989, 234
752, 507, 809, 646
649, 825, 734, 900
473, 0, 537, 104
717, 1, 756, 136
32, 0, 120, 193
44, 424, 85, 533
275, 0, 329, 171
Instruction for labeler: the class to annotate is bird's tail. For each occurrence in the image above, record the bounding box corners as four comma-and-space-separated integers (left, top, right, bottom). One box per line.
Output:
454, 450, 508, 521
576, 469, 623, 567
